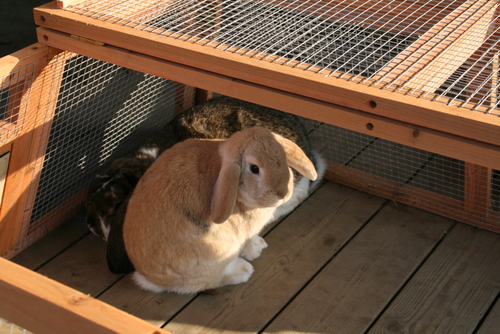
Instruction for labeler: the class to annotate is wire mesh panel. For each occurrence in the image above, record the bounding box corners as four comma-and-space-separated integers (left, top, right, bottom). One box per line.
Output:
61, 0, 500, 114
0, 317, 31, 334
7, 51, 194, 256
309, 121, 500, 231
0, 61, 37, 145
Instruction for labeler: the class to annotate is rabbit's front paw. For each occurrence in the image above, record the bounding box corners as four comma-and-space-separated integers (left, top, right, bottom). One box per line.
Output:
240, 235, 268, 261
221, 257, 254, 286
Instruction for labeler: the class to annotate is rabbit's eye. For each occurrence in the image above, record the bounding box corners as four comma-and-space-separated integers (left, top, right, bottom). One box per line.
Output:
250, 164, 260, 174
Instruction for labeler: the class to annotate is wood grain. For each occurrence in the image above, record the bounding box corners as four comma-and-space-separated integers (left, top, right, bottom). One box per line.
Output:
0, 257, 172, 334
263, 203, 453, 333
33, 3, 500, 148
477, 298, 500, 334
99, 274, 196, 328
33, 28, 500, 171
11, 210, 89, 270
164, 182, 386, 333
36, 234, 122, 297
0, 45, 54, 257
369, 223, 500, 333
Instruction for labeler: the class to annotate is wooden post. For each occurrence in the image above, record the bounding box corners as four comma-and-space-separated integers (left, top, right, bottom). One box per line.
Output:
463, 6, 499, 222
173, 84, 196, 116
0, 45, 68, 258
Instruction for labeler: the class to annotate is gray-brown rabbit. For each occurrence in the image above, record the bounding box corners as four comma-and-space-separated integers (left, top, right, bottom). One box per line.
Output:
124, 127, 318, 293
86, 96, 325, 274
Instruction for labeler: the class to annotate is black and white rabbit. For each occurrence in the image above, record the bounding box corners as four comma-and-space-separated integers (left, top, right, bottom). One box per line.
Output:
86, 96, 325, 274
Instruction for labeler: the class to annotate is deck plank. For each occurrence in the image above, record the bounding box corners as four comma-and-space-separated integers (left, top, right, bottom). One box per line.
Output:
35, 234, 122, 297
477, 298, 500, 334
163, 182, 386, 333
263, 203, 453, 334
369, 223, 500, 333
11, 210, 89, 270
99, 273, 196, 328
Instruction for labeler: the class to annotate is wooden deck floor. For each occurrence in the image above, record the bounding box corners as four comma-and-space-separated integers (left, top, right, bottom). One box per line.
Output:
6, 180, 500, 333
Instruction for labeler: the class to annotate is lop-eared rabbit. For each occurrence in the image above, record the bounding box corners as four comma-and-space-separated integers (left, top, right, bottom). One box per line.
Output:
124, 127, 317, 293
86, 97, 325, 274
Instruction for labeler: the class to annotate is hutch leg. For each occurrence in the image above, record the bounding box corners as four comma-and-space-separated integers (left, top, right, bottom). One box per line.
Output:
0, 46, 66, 258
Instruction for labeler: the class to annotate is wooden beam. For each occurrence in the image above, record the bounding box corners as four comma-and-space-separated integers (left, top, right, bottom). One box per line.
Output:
33, 28, 500, 171
33, 3, 500, 148
0, 44, 52, 83
464, 164, 493, 218
0, 257, 171, 334
173, 84, 196, 116
462, 10, 499, 224
54, 0, 86, 9
325, 162, 500, 233
0, 45, 54, 256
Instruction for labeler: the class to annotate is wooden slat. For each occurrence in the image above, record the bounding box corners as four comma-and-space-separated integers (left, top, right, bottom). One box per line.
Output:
477, 299, 500, 334
10, 210, 89, 271
369, 223, 500, 333
99, 275, 195, 328
373, 0, 497, 92
464, 164, 493, 218
263, 203, 453, 333
33, 3, 500, 148
0, 44, 50, 82
461, 14, 499, 226
55, 0, 86, 9
173, 84, 196, 116
164, 182, 386, 333
194, 89, 213, 105
33, 28, 500, 171
0, 46, 56, 256
0, 257, 172, 334
325, 161, 500, 232
36, 234, 121, 297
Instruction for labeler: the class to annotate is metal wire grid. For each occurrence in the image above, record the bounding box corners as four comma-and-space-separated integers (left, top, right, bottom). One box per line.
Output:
310, 121, 499, 230
0, 318, 31, 334
11, 51, 191, 255
62, 0, 500, 114
0, 62, 36, 145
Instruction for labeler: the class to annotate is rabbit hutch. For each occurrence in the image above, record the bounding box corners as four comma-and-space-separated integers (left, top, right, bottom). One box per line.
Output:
1, 0, 500, 333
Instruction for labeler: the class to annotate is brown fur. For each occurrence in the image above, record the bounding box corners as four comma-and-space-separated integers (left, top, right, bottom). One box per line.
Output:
123, 127, 317, 293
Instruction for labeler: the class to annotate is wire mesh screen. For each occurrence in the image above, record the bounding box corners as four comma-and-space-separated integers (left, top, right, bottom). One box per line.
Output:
308, 121, 499, 231
10, 51, 193, 255
63, 0, 500, 114
0, 318, 31, 334
0, 61, 36, 145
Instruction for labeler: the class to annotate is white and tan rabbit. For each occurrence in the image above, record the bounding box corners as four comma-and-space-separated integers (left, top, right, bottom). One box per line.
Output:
88, 96, 325, 274
123, 126, 318, 294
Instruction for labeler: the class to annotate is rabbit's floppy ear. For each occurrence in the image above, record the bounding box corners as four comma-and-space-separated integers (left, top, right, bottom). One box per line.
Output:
210, 160, 241, 224
272, 133, 318, 181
